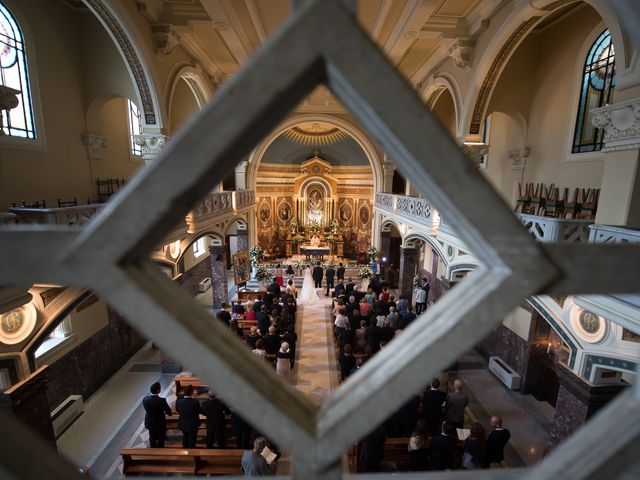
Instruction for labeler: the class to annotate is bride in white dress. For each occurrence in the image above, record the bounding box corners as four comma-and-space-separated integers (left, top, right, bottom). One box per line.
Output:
297, 267, 321, 306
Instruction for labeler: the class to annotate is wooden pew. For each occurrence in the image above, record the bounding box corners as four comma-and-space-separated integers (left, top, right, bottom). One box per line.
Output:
120, 448, 245, 476
383, 437, 410, 462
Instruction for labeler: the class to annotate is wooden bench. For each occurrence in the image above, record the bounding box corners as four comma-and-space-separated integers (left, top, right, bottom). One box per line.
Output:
120, 448, 245, 476
383, 437, 410, 462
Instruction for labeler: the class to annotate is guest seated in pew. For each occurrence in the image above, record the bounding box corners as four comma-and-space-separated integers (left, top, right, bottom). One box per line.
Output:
246, 326, 262, 349
355, 319, 367, 353
345, 277, 356, 297
430, 421, 457, 471
346, 295, 359, 317
216, 309, 231, 326
202, 390, 228, 449
245, 301, 256, 320
408, 419, 430, 471
233, 412, 252, 449
241, 437, 274, 476
282, 324, 297, 368
349, 308, 362, 333
463, 422, 486, 469
359, 298, 372, 319
264, 326, 281, 355
176, 385, 201, 448
339, 345, 356, 382
334, 279, 346, 299
229, 319, 243, 338
142, 382, 172, 448
252, 339, 267, 359
232, 302, 245, 320
358, 423, 387, 473
253, 296, 264, 313
256, 305, 270, 335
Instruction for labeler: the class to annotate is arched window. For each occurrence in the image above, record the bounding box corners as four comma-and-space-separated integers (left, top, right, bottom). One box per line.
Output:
127, 98, 142, 156
0, 1, 35, 138
572, 29, 615, 153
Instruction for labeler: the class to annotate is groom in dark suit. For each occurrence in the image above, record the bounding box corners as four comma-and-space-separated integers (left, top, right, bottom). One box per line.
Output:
312, 262, 324, 288
325, 264, 336, 296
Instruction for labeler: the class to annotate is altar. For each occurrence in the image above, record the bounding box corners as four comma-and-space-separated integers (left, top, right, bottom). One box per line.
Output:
300, 245, 330, 260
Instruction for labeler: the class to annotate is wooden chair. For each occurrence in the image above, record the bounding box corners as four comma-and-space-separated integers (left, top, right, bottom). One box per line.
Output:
514, 183, 531, 213
542, 184, 562, 217
96, 178, 113, 202
57, 197, 78, 207
21, 200, 46, 208
562, 187, 580, 218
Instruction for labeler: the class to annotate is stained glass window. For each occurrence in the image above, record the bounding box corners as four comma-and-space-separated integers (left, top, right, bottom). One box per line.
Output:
0, 2, 35, 139
127, 99, 142, 156
572, 30, 615, 153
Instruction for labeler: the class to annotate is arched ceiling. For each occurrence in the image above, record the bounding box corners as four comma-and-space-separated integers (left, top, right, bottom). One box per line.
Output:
261, 123, 369, 166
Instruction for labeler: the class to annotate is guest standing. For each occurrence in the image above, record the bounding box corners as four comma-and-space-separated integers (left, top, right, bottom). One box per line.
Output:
485, 416, 511, 468
142, 382, 172, 448
445, 379, 469, 429
241, 437, 273, 476
175, 385, 201, 448
312, 262, 324, 288
325, 264, 336, 296
276, 342, 292, 381
202, 390, 227, 448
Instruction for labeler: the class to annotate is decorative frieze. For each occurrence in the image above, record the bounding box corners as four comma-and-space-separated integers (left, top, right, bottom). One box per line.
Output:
591, 98, 640, 152
81, 133, 109, 160
507, 147, 531, 170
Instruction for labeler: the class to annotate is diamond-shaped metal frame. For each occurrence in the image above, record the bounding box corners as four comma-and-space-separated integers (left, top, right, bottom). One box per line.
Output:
1, 0, 640, 478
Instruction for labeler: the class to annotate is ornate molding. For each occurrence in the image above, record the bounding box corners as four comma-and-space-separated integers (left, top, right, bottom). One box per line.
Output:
135, 0, 164, 23
84, 0, 158, 125
133, 134, 167, 159
470, 17, 540, 134
81, 133, 109, 160
448, 37, 475, 71
152, 24, 180, 57
382, 162, 395, 176
507, 146, 531, 170
591, 99, 640, 152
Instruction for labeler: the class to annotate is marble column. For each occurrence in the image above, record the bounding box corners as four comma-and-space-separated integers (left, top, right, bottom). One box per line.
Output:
546, 366, 627, 451
399, 246, 419, 302
0, 366, 56, 446
235, 160, 248, 191
237, 227, 249, 253
210, 245, 228, 309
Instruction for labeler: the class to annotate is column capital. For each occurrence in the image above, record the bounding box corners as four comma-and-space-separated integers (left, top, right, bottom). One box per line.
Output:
507, 146, 531, 170
448, 37, 475, 71
461, 142, 490, 168
591, 98, 640, 152
81, 133, 109, 160
382, 162, 396, 175
133, 133, 168, 161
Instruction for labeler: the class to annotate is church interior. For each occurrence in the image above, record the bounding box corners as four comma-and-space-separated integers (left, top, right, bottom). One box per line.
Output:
0, 0, 639, 478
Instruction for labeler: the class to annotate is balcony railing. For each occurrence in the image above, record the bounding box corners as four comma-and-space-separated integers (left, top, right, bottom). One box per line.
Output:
6, 190, 256, 228
375, 192, 437, 228
0, 213, 17, 224
9, 204, 103, 226
589, 224, 640, 244
517, 213, 593, 243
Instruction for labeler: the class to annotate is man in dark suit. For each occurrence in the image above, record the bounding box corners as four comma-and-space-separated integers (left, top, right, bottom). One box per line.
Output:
325, 264, 336, 296
422, 378, 447, 436
252, 295, 264, 312
345, 277, 356, 297
334, 279, 346, 299
336, 262, 346, 282
430, 422, 457, 470
201, 390, 227, 448
268, 280, 281, 299
256, 304, 270, 336
176, 385, 201, 448
312, 262, 324, 288
142, 382, 172, 448
485, 416, 511, 467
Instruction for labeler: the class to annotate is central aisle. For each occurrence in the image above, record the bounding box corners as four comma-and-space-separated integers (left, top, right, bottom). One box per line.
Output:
293, 293, 339, 405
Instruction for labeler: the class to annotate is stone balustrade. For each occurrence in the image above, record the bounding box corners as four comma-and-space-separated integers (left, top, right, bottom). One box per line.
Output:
9, 204, 103, 227
588, 224, 640, 244
375, 192, 436, 227
0, 212, 17, 224
517, 213, 594, 243
233, 190, 255, 210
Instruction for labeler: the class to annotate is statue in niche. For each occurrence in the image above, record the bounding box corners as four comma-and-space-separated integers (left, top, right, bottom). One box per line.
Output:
259, 205, 270, 223
307, 186, 324, 224
339, 202, 352, 224
278, 201, 291, 222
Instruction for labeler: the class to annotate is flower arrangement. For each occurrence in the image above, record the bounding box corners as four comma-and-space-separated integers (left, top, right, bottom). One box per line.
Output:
292, 233, 305, 243
413, 274, 421, 287
248, 245, 263, 266
366, 246, 379, 260
254, 265, 273, 282
329, 218, 339, 234
289, 217, 300, 234
295, 260, 312, 270
309, 220, 321, 235
359, 266, 374, 280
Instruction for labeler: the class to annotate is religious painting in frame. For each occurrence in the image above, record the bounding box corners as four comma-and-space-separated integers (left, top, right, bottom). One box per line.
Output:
359, 203, 370, 226
277, 198, 292, 224
258, 198, 271, 225
338, 199, 353, 226
232, 251, 251, 286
